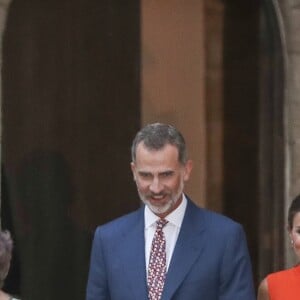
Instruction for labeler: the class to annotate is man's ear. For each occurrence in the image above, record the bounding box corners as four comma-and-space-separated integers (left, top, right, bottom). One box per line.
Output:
130, 162, 136, 180
183, 159, 193, 182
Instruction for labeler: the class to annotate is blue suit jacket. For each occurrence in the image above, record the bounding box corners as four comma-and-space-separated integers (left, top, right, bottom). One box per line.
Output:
86, 198, 255, 300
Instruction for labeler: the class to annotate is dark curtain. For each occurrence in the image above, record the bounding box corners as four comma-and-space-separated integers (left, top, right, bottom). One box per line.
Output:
1, 1, 140, 299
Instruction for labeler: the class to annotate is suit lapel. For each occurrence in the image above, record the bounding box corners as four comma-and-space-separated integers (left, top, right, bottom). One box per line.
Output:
118, 207, 148, 300
162, 199, 206, 300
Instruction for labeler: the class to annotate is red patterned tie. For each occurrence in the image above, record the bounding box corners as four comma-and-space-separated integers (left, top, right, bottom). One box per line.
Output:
147, 218, 168, 300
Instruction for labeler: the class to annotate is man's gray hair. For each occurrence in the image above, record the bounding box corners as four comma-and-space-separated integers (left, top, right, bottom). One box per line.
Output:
131, 123, 187, 164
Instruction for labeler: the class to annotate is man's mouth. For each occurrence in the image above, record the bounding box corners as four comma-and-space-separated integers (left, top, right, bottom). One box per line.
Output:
149, 194, 166, 202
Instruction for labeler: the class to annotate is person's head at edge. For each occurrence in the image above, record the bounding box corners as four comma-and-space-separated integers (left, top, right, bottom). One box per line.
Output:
288, 194, 300, 260
131, 123, 193, 219
0, 230, 13, 289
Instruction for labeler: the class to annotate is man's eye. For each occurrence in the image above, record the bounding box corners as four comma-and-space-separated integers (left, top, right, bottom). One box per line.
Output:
161, 172, 173, 177
140, 173, 151, 178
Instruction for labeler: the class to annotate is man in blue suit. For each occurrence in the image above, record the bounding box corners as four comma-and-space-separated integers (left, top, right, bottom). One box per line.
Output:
86, 123, 255, 300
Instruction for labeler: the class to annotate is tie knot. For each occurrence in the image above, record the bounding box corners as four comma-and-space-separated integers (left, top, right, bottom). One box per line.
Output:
156, 218, 168, 230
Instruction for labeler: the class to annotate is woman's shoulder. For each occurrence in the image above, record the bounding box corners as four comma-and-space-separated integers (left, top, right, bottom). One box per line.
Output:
257, 268, 297, 300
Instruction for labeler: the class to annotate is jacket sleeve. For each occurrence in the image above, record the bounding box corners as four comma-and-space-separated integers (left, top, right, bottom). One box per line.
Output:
219, 224, 256, 300
86, 227, 111, 300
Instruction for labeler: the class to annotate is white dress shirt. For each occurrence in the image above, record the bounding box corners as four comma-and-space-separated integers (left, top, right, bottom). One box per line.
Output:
144, 194, 187, 273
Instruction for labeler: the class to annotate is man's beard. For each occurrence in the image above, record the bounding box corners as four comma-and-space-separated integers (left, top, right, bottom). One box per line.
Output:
138, 179, 184, 215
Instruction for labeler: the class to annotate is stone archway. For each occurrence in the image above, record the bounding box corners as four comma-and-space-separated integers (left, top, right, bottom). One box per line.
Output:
258, 0, 300, 279
273, 0, 300, 267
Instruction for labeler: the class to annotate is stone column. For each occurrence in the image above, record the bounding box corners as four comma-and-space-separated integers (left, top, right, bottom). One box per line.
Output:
274, 0, 300, 267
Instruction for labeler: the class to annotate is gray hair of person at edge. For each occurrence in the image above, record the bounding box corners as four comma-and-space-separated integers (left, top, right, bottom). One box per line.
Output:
0, 230, 13, 288
288, 194, 300, 230
131, 123, 188, 164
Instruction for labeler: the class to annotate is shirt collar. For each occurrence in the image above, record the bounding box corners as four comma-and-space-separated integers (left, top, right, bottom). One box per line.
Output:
144, 194, 187, 229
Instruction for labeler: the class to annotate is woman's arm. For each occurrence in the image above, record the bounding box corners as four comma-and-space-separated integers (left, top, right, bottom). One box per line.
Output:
257, 278, 270, 300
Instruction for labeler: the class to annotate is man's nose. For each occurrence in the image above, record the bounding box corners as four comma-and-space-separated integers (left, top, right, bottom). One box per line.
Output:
149, 177, 163, 193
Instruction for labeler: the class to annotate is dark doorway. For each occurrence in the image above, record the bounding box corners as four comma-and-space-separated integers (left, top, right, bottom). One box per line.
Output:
222, 0, 285, 288
223, 1, 260, 287
2, 1, 140, 299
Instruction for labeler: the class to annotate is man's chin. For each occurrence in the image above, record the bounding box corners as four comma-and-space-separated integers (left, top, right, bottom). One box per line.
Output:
146, 201, 172, 216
